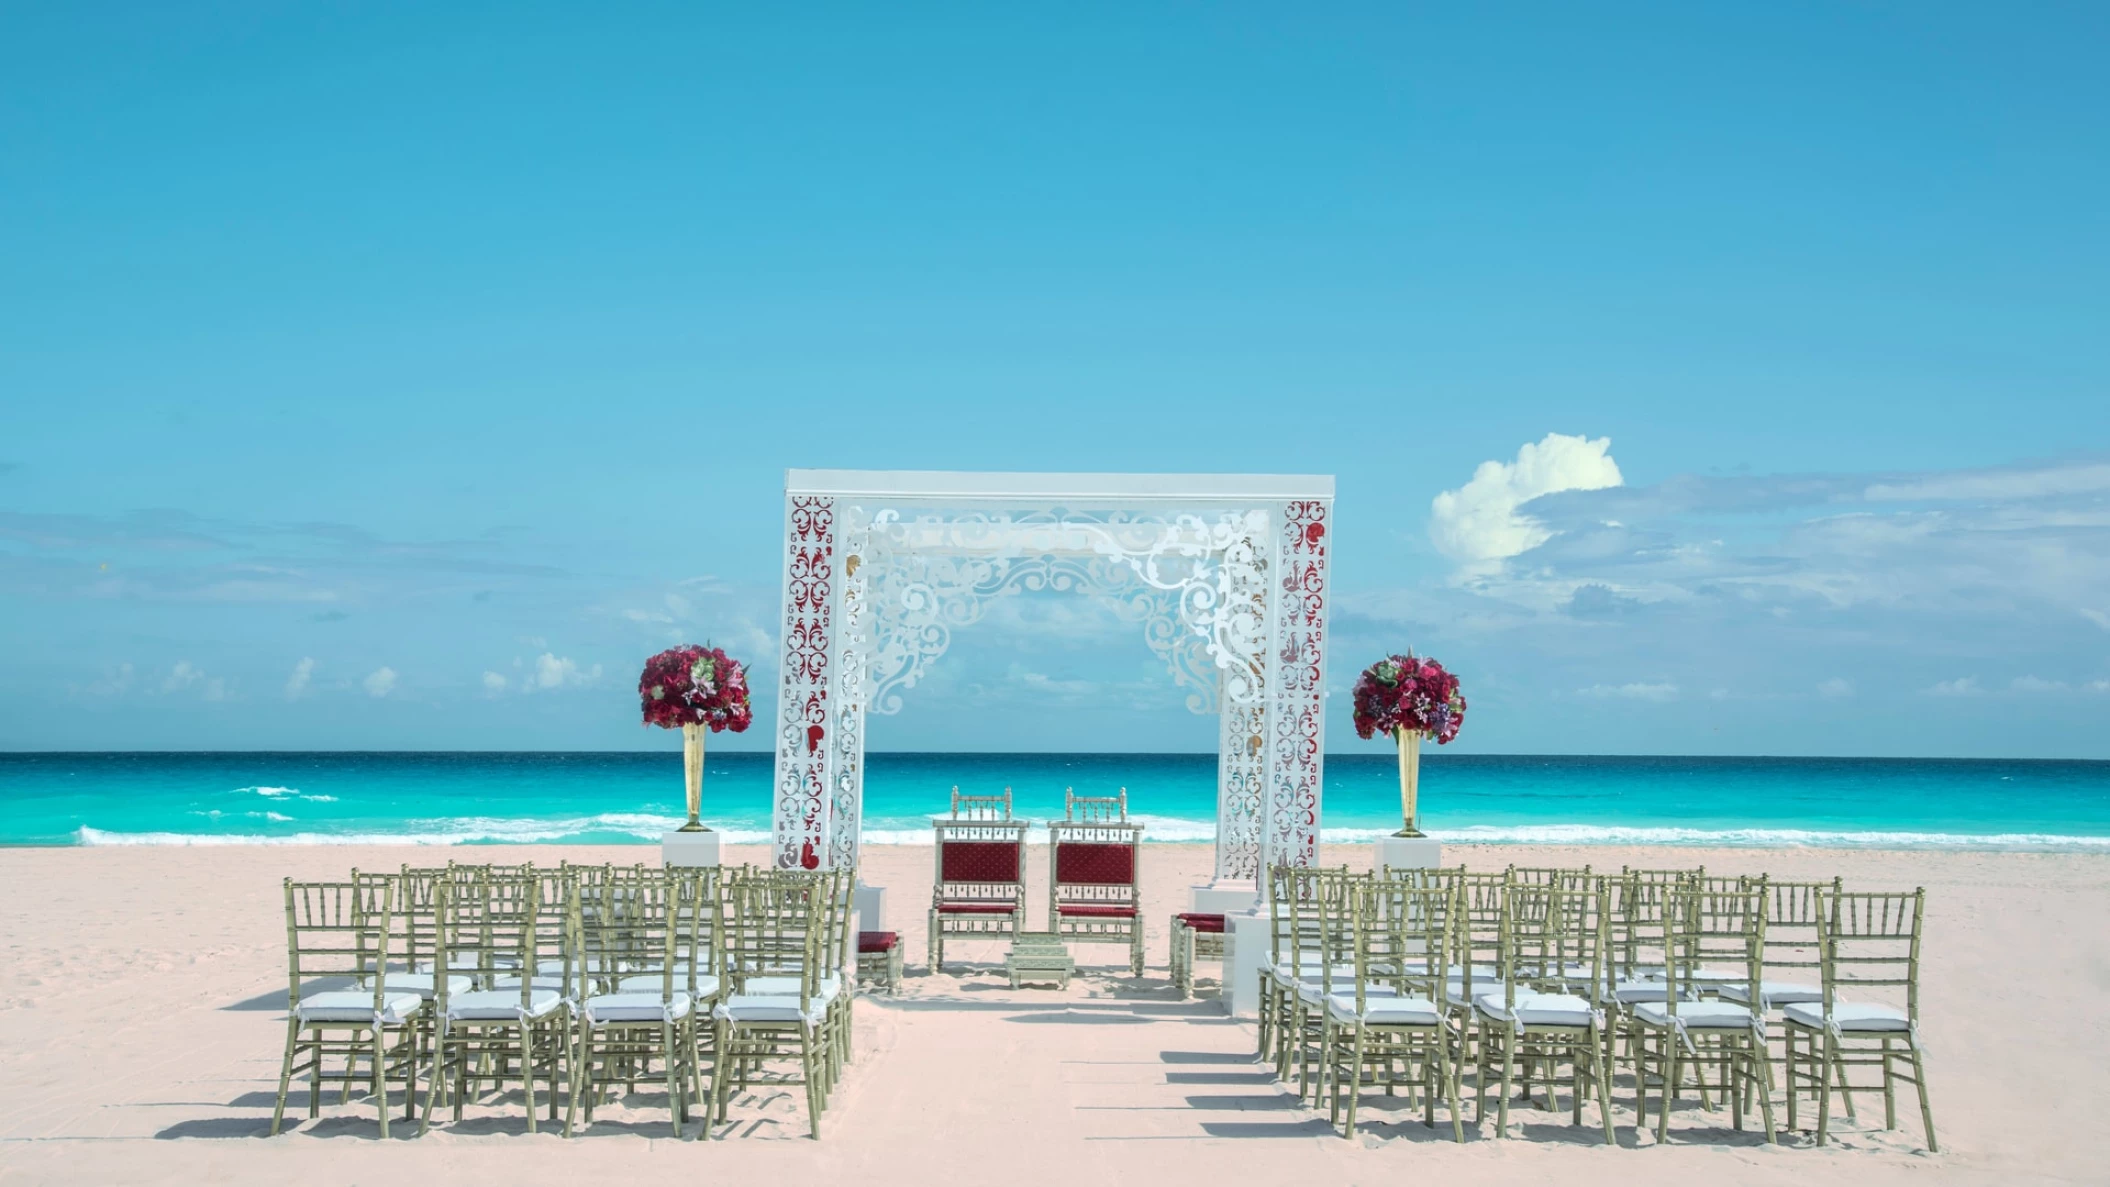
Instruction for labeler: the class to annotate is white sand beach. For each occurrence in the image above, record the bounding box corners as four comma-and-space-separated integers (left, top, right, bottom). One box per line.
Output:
0, 843, 2101, 1186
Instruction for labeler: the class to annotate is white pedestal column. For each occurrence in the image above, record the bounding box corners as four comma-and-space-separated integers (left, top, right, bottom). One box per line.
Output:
1189, 878, 1260, 914
1375, 835, 1442, 872
1222, 907, 1272, 1019
661, 829, 722, 868
853, 883, 886, 937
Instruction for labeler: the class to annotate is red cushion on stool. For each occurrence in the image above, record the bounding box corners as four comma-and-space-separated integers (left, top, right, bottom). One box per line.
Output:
857, 930, 899, 953
935, 901, 1017, 915
1174, 912, 1227, 934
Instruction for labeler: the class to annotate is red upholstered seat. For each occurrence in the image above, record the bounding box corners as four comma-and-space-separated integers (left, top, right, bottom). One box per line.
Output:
1174, 913, 1227, 933
857, 931, 899, 953
940, 840, 1023, 883
1057, 904, 1138, 918
935, 902, 1017, 915
1054, 842, 1135, 885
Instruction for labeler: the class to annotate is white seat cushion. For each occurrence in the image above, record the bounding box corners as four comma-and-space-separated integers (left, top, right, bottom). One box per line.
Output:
1298, 979, 1400, 1006
583, 992, 693, 1024
1611, 980, 1689, 1004
1782, 1001, 1911, 1033
446, 988, 564, 1022
490, 975, 572, 994
297, 990, 422, 1025
739, 975, 842, 1001
1719, 980, 1824, 1007
1633, 1000, 1757, 1030
360, 971, 471, 998
618, 972, 721, 999
1476, 992, 1596, 1027
1327, 994, 1443, 1026
714, 994, 826, 1024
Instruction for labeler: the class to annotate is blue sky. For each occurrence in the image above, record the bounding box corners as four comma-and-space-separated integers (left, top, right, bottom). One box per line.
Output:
2, 3, 2106, 756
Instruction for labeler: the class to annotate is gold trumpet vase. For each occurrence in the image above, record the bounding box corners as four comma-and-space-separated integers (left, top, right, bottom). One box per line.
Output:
678, 721, 710, 832
1393, 727, 1423, 838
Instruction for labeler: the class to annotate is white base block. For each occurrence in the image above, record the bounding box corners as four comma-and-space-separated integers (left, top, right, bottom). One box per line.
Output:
1189, 878, 1260, 914
1376, 835, 1443, 872
854, 883, 887, 935
1223, 908, 1272, 1019
661, 829, 722, 868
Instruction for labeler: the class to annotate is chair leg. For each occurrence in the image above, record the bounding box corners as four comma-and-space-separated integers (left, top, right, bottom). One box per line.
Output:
1815, 1031, 1836, 1147
371, 1031, 390, 1139
1910, 1044, 1937, 1152
1495, 1032, 1514, 1139
1595, 1029, 1616, 1146
270, 1018, 300, 1135
801, 1029, 823, 1140
1755, 1040, 1778, 1144
1657, 1036, 1678, 1143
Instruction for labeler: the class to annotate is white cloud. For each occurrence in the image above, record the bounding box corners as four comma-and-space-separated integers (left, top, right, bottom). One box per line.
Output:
1577, 681, 1678, 701
481, 671, 508, 694
1429, 433, 1624, 573
159, 660, 228, 700
2083, 609, 2110, 632
2010, 675, 2065, 693
527, 653, 603, 692
1865, 461, 2110, 502
284, 657, 315, 700
363, 667, 398, 698
162, 661, 203, 694
1926, 677, 1980, 697
1816, 677, 1853, 698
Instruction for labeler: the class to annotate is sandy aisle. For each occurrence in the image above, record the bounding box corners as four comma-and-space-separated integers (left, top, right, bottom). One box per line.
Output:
0, 842, 2100, 1185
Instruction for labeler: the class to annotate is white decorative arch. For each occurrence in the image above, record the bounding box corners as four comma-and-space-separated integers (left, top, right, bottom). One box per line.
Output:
770, 471, 1333, 881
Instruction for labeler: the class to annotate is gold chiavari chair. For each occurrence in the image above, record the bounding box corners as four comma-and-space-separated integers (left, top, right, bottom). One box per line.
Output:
712, 869, 835, 1138
271, 879, 424, 1137
1783, 888, 1935, 1151
568, 867, 705, 1139
1321, 880, 1464, 1141
422, 868, 569, 1134
1473, 877, 1617, 1144
1286, 867, 1366, 1102
1439, 870, 1507, 1070
1627, 883, 1777, 1143
1259, 864, 1347, 1080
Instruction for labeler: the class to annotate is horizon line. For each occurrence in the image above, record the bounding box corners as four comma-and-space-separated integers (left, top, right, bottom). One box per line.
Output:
2, 749, 2103, 764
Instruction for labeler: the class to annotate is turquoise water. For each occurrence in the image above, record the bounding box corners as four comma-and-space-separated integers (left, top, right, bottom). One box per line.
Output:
4, 752, 2108, 849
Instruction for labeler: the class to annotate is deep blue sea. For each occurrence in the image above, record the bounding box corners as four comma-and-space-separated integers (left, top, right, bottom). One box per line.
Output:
3, 752, 2108, 850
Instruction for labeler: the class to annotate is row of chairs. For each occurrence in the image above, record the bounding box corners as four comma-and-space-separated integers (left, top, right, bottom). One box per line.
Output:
1260, 864, 1935, 1150
269, 861, 857, 1139
928, 787, 1146, 976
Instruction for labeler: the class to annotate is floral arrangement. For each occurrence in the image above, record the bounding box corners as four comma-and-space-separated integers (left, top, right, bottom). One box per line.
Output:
1352, 652, 1466, 744
639, 645, 752, 733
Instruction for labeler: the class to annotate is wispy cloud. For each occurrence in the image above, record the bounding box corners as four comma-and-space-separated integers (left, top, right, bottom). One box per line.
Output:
363, 667, 398, 698
1576, 681, 1678, 702
525, 653, 603, 692
161, 660, 228, 701
284, 657, 315, 700
1926, 677, 1981, 697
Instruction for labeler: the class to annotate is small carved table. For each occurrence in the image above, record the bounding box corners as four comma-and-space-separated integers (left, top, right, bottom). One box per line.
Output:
1005, 932, 1075, 989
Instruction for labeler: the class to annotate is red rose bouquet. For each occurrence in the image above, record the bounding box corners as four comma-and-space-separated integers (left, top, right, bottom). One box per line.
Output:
1352, 652, 1465, 744
639, 645, 753, 733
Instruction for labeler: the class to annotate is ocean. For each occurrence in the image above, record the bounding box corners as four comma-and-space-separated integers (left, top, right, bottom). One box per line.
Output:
4, 751, 2108, 850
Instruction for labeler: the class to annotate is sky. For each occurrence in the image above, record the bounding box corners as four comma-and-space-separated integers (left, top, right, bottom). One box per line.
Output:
2, 3, 2106, 757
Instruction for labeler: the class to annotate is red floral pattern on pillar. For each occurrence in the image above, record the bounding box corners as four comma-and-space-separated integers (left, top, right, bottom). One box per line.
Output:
1269, 500, 1330, 869
773, 495, 836, 869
